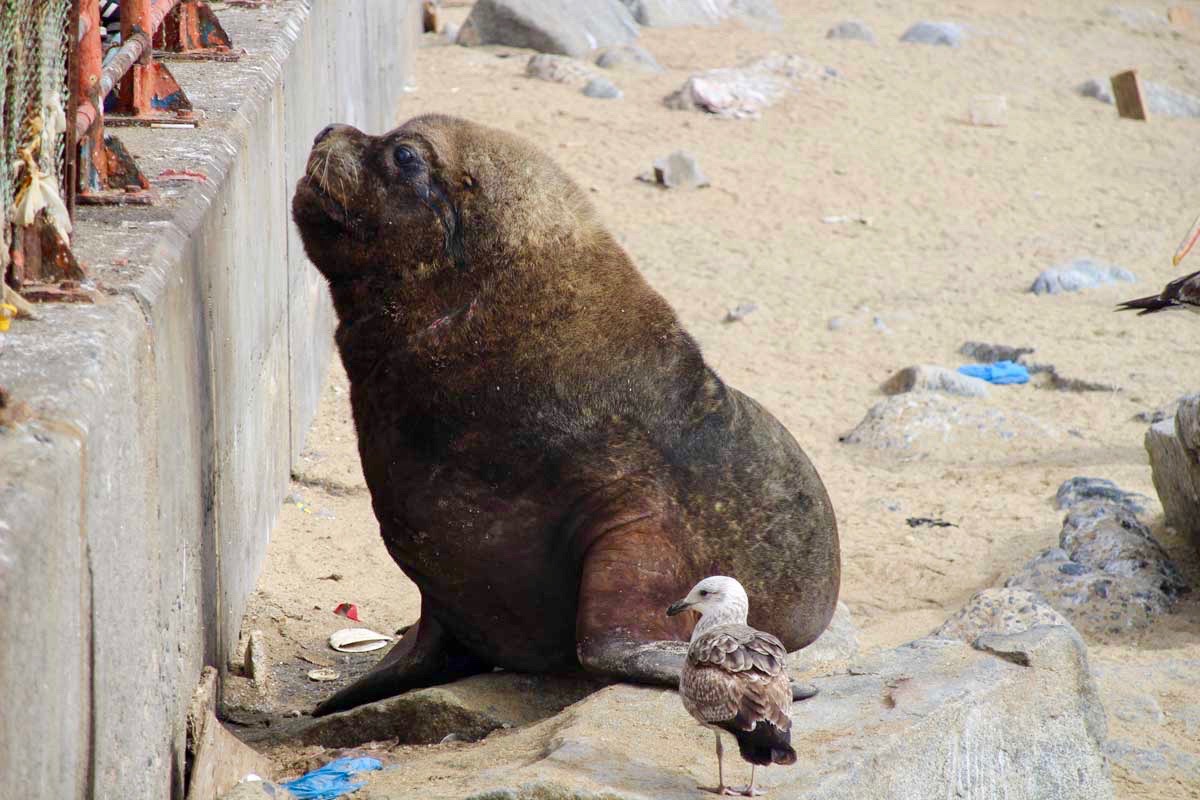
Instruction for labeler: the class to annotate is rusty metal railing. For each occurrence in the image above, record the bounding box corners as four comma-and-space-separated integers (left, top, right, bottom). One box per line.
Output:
5, 0, 236, 304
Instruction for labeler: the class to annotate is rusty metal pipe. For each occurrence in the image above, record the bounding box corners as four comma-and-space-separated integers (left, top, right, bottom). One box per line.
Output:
74, 0, 185, 138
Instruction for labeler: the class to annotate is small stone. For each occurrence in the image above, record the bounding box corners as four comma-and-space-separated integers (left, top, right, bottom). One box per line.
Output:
880, 365, 990, 398
1029, 258, 1136, 295
826, 316, 847, 331
595, 43, 662, 73
1055, 476, 1148, 514
526, 54, 596, 86
826, 20, 875, 42
723, 303, 758, 323
968, 94, 1007, 127
900, 21, 966, 46
582, 77, 623, 99
665, 52, 834, 118
244, 630, 268, 685
646, 151, 710, 190
307, 668, 340, 682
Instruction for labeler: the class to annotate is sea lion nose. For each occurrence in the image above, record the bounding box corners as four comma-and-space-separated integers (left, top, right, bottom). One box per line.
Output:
314, 124, 353, 146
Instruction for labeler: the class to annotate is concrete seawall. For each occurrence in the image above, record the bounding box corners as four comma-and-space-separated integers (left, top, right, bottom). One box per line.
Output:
0, 2, 418, 797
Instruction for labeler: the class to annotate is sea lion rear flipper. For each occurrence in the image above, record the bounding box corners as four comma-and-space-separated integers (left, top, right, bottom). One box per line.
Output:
312, 611, 488, 717
574, 523, 694, 687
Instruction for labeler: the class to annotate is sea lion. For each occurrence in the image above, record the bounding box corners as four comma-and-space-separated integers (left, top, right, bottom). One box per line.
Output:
291, 115, 840, 717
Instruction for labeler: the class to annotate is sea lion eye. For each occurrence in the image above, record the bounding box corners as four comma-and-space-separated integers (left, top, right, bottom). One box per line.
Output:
394, 145, 416, 166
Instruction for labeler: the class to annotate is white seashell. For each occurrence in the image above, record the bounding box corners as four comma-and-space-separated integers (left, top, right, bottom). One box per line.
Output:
328, 627, 392, 653
307, 668, 340, 682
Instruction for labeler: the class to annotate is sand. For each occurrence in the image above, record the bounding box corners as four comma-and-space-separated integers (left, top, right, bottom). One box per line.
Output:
233, 2, 1200, 797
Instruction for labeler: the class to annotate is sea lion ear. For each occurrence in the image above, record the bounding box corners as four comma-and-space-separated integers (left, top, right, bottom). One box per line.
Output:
461, 173, 476, 190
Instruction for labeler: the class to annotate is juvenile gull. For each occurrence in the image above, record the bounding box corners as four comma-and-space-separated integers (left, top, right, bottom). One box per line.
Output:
1118, 212, 1200, 315
668, 576, 797, 797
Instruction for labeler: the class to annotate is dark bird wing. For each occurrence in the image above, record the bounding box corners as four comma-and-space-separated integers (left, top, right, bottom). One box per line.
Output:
681, 625, 797, 766
1116, 269, 1200, 315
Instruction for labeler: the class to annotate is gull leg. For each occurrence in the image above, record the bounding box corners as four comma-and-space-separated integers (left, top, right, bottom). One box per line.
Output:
736, 764, 767, 796
699, 731, 739, 795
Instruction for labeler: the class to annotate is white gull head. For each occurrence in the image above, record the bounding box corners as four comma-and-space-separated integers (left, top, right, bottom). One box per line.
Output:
667, 575, 750, 642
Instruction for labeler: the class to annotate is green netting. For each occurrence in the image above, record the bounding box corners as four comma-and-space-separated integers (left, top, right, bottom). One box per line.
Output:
1, 0, 71, 274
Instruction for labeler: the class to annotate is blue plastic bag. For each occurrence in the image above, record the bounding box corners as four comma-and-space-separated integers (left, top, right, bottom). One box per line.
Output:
957, 360, 1029, 385
281, 757, 383, 800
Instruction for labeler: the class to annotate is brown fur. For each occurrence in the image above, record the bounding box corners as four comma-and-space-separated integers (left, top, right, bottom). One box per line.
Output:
292, 115, 840, 716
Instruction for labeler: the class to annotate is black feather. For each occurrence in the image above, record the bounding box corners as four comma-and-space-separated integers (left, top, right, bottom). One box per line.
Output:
721, 719, 797, 766
1115, 295, 1178, 315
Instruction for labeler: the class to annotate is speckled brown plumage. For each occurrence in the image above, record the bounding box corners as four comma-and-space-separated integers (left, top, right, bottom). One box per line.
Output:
682, 625, 796, 767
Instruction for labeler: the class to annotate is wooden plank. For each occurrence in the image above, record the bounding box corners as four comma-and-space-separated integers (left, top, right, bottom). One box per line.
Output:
185, 667, 273, 800
1110, 70, 1148, 121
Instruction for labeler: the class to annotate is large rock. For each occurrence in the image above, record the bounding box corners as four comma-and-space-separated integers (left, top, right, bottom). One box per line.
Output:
620, 0, 779, 28
899, 21, 967, 46
1145, 394, 1200, 548
457, 0, 639, 58
300, 673, 607, 748
1005, 501, 1189, 636
934, 587, 1073, 643
665, 52, 835, 118
839, 393, 1057, 454
880, 365, 990, 398
1054, 476, 1147, 515
358, 627, 1112, 799
595, 44, 663, 73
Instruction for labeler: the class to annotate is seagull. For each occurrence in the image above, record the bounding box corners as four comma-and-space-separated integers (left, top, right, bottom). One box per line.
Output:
1117, 212, 1200, 315
669, 576, 797, 797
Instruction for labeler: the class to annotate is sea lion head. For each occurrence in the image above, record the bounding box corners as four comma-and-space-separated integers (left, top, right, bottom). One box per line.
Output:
292, 114, 598, 291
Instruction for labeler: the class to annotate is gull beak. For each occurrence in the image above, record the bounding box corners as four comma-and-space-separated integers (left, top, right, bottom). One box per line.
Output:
666, 599, 692, 617
1173, 212, 1200, 267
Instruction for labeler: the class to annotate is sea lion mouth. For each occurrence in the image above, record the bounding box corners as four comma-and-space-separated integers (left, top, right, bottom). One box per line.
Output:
296, 174, 353, 229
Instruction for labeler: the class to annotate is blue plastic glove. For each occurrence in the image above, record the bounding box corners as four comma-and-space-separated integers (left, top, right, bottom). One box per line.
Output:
957, 360, 1030, 385
281, 757, 383, 800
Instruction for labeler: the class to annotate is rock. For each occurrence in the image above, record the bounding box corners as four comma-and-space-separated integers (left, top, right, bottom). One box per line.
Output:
300, 673, 606, 748
1145, 394, 1200, 547
1029, 258, 1136, 295
959, 341, 1034, 364
880, 365, 990, 398
1104, 740, 1200, 781
642, 151, 710, 190
723, 302, 758, 323
244, 630, 268, 685
1133, 396, 1183, 424
665, 52, 835, 119
218, 778, 280, 800
933, 587, 1073, 643
526, 54, 597, 86
968, 94, 1007, 127
1109, 691, 1165, 724
899, 21, 967, 46
619, 0, 779, 28
826, 20, 875, 42
594, 44, 662, 73
361, 628, 1112, 799
786, 601, 859, 673
582, 77, 622, 99
1077, 78, 1200, 119
1054, 476, 1148, 515
457, 0, 639, 59
1005, 501, 1189, 636
839, 393, 1057, 454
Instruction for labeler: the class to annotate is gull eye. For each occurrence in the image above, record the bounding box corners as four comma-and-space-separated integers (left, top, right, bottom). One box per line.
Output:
394, 145, 416, 166
698, 590, 709, 597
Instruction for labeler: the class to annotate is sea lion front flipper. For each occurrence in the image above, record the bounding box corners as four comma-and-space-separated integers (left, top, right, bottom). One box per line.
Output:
312, 607, 488, 717
574, 521, 695, 687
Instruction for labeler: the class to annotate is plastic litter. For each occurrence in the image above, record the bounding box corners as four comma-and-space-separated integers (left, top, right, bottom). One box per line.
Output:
333, 603, 360, 621
281, 757, 382, 800
328, 627, 391, 653
957, 360, 1029, 385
